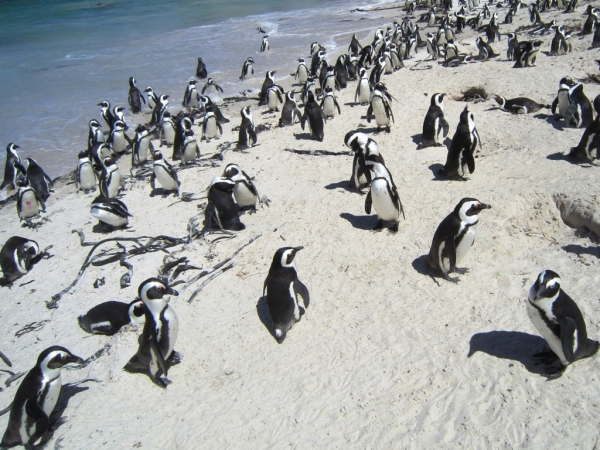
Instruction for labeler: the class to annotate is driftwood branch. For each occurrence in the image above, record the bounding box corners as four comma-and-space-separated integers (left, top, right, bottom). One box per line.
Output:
187, 262, 236, 303
284, 148, 350, 156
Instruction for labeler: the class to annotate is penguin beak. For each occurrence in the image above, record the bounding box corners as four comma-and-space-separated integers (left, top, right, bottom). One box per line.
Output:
478, 203, 491, 210
292, 246, 304, 255
67, 354, 85, 365
166, 286, 179, 296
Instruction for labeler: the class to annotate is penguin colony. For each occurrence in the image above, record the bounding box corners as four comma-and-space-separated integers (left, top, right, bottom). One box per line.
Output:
1, 0, 600, 446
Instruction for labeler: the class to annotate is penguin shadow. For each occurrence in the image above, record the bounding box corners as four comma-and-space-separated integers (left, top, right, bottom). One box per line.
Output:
339, 212, 379, 230
411, 134, 422, 145
343, 102, 359, 107
293, 132, 313, 141
545, 152, 583, 165
256, 296, 277, 342
150, 187, 178, 198
562, 243, 600, 258
535, 113, 564, 131
411, 255, 441, 286
324, 180, 357, 193
468, 330, 559, 375
427, 163, 447, 180
356, 126, 381, 134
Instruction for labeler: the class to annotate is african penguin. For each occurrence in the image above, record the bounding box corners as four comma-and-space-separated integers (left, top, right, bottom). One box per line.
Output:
108, 120, 131, 154
294, 58, 309, 85
150, 94, 169, 127
150, 151, 180, 196
259, 71, 276, 106
344, 131, 384, 192
131, 124, 153, 166
16, 179, 46, 223
493, 95, 549, 114
76, 151, 97, 193
266, 85, 284, 111
438, 106, 481, 179
260, 35, 269, 52
237, 106, 258, 149
201, 78, 224, 96
26, 158, 52, 202
160, 111, 176, 148
78, 300, 146, 335
301, 91, 326, 142
364, 154, 405, 232
98, 100, 116, 129
320, 87, 341, 119
568, 94, 600, 162
90, 195, 132, 229
367, 83, 394, 132
239, 57, 255, 81
196, 57, 208, 78
1, 143, 21, 192
128, 77, 146, 113
355, 67, 371, 105
552, 77, 575, 118
564, 83, 593, 129
182, 79, 201, 108
88, 119, 105, 152
222, 163, 265, 212
418, 93, 450, 149
144, 86, 159, 111
279, 91, 302, 127
201, 107, 223, 142
180, 129, 200, 165
0, 236, 46, 286
99, 156, 121, 199
204, 177, 245, 231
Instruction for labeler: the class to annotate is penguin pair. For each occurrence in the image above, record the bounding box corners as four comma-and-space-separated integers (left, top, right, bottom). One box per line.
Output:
418, 93, 449, 149
344, 131, 383, 192
0, 236, 48, 286
438, 106, 481, 179
513, 40, 542, 68
205, 177, 245, 231
78, 299, 145, 335
364, 154, 405, 232
222, 163, 269, 213
150, 151, 180, 197
569, 94, 600, 162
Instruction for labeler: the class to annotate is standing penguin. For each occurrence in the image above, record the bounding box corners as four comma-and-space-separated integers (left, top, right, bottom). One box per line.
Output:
294, 58, 309, 85
418, 93, 450, 149
0, 346, 83, 449
196, 57, 208, 78
201, 107, 224, 142
260, 35, 269, 52
172, 115, 193, 161
320, 87, 341, 119
355, 67, 371, 105
0, 236, 46, 286
364, 154, 405, 232
239, 57, 255, 81
427, 198, 491, 282
551, 76, 575, 119
128, 77, 146, 113
266, 85, 284, 111
76, 151, 97, 193
569, 94, 600, 162
124, 278, 180, 388
349, 33, 363, 55
527, 270, 599, 377
16, 179, 45, 223
237, 106, 258, 149
182, 79, 201, 108
108, 120, 132, 154
87, 119, 105, 152
201, 78, 224, 96
564, 83, 593, 129
131, 125, 153, 166
99, 156, 121, 199
180, 129, 200, 165
25, 158, 53, 202
279, 91, 302, 127
150, 151, 180, 196
438, 106, 481, 179
150, 94, 169, 127
263, 246, 310, 343
259, 71, 276, 106
334, 55, 349, 89
78, 299, 145, 335
1, 143, 21, 192
144, 86, 159, 111
160, 111, 176, 148
98, 100, 116, 129
367, 83, 394, 132
223, 163, 267, 212
345, 131, 383, 192
204, 177, 245, 231
301, 91, 326, 142
91, 195, 131, 229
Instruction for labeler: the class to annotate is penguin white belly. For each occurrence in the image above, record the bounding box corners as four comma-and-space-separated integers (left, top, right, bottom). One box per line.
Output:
325, 77, 336, 91
94, 130, 105, 143
372, 98, 390, 127
358, 82, 370, 104
290, 282, 300, 322
323, 98, 336, 117
42, 375, 62, 416
20, 191, 40, 219
298, 67, 308, 84
79, 165, 96, 190
91, 206, 127, 227
111, 133, 127, 154
558, 92, 570, 117
204, 120, 219, 139
181, 141, 198, 164
107, 171, 121, 198
162, 124, 175, 145
267, 93, 279, 111
233, 183, 257, 207
137, 138, 150, 163
455, 224, 476, 264
163, 306, 179, 357
371, 179, 398, 221
438, 242, 451, 273
384, 57, 393, 73
526, 298, 568, 365
354, 161, 367, 185
154, 167, 179, 191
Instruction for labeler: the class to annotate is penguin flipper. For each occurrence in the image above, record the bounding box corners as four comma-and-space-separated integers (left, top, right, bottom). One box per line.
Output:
465, 149, 476, 174
563, 103, 577, 127
293, 278, 310, 310
559, 316, 577, 364
551, 97, 558, 115
366, 105, 373, 123
444, 236, 457, 272
25, 397, 50, 445
149, 334, 168, 378
335, 99, 341, 115
441, 119, 450, 138
365, 189, 372, 214
300, 114, 307, 130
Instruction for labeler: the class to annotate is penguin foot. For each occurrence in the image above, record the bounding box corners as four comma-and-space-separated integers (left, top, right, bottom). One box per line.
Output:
454, 267, 469, 274
155, 377, 172, 388
167, 351, 183, 366
373, 220, 384, 231
260, 196, 271, 208
389, 223, 399, 233
443, 273, 460, 283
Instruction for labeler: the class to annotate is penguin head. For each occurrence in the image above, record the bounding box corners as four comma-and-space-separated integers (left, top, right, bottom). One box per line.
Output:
101, 155, 115, 169
7, 143, 20, 154
129, 77, 136, 87
286, 91, 296, 102
493, 95, 506, 108
78, 151, 90, 161
113, 120, 126, 131
128, 299, 146, 325
113, 106, 125, 115
298, 58, 305, 63
358, 67, 367, 77
198, 57, 203, 63
152, 151, 164, 162
138, 277, 179, 305
559, 77, 575, 89
21, 240, 41, 258
38, 346, 84, 372
223, 163, 242, 180
455, 198, 491, 223
160, 94, 170, 103
189, 79, 198, 86
97, 100, 110, 109
267, 70, 276, 80
209, 176, 235, 192
344, 130, 369, 151
530, 270, 562, 302
25, 157, 39, 169
432, 93, 445, 107
89, 119, 101, 129
272, 246, 304, 269
144, 86, 154, 94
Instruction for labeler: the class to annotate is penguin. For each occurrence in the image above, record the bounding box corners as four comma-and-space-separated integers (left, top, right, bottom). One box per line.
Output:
266, 85, 284, 111
438, 106, 481, 179
334, 55, 348, 89
91, 195, 131, 229
150, 151, 180, 196
427, 198, 491, 282
87, 119, 104, 153
196, 57, 207, 78
301, 91, 326, 142
582, 6, 598, 35
222, 163, 265, 212
171, 115, 193, 161
0, 236, 45, 286
569, 94, 600, 162
239, 57, 255, 81
78, 299, 146, 335
259, 71, 276, 106
201, 78, 224, 96
426, 33, 439, 60
97, 100, 116, 129
505, 32, 519, 60
367, 83, 394, 132
112, 105, 126, 128
389, 44, 404, 70
550, 25, 572, 55
349, 34, 363, 55
90, 142, 113, 170
131, 124, 153, 166
364, 154, 405, 232
527, 270, 599, 376
564, 83, 593, 129
204, 177, 245, 231
279, 91, 302, 127
108, 120, 131, 154
355, 67, 371, 105
320, 87, 341, 119
513, 40, 542, 68
493, 95, 549, 114
369, 57, 386, 86
182, 79, 201, 108
1, 143, 21, 192
201, 107, 223, 142
301, 76, 317, 104
346, 52, 359, 79
418, 93, 450, 149
124, 278, 180, 388
16, 179, 45, 223
260, 35, 269, 52
311, 49, 326, 76
344, 131, 384, 191
238, 105, 258, 149
552, 77, 575, 118
310, 42, 322, 56
180, 129, 200, 165
25, 158, 53, 202
99, 156, 121, 199
150, 94, 169, 127
128, 76, 146, 114
160, 111, 176, 147
0, 346, 84, 449
475, 36, 499, 60
294, 58, 309, 85
76, 151, 97, 193
201, 95, 229, 124
263, 246, 310, 343
144, 86, 159, 111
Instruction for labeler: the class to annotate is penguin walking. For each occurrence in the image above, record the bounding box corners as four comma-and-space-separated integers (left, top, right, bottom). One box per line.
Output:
1, 143, 21, 192
349, 33, 363, 55
260, 35, 269, 52
131, 125, 154, 166
182, 79, 201, 108
493, 95, 549, 114
124, 278, 180, 388
201, 78, 224, 96
223, 163, 268, 212
16, 179, 45, 223
150, 151, 180, 196
76, 151, 97, 193
301, 91, 326, 142
238, 106, 258, 149
201, 107, 224, 142
239, 57, 255, 81
279, 91, 302, 127
551, 77, 575, 119
438, 106, 481, 179
320, 87, 341, 119
0, 236, 46, 286
91, 195, 132, 229
427, 198, 491, 282
196, 57, 207, 78
259, 71, 276, 106
294, 58, 309, 85
564, 83, 593, 129
144, 86, 159, 111
78, 300, 145, 335
204, 177, 245, 231
108, 120, 132, 154
266, 85, 284, 111
418, 93, 450, 149
99, 156, 122, 199
355, 67, 371, 105
364, 154, 405, 232
367, 83, 394, 132
26, 158, 53, 202
345, 131, 383, 192
263, 246, 310, 343
527, 270, 599, 377
0, 346, 83, 449
181, 129, 200, 165
128, 77, 146, 113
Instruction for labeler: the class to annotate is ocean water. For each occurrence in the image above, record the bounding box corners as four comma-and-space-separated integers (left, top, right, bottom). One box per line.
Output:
0, 0, 400, 179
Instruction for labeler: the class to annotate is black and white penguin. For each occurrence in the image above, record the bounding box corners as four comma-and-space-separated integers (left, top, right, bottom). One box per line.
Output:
475, 36, 499, 60
16, 179, 45, 223
367, 82, 394, 132
171, 115, 193, 161
438, 106, 481, 179
263, 246, 310, 343
160, 111, 176, 148
182, 79, 201, 108
301, 76, 317, 104
0, 346, 83, 449
204, 177, 245, 231
237, 106, 257, 149
113, 105, 126, 128
1, 143, 21, 192
294, 58, 309, 85
259, 71, 276, 106
301, 91, 326, 142
180, 129, 200, 165
364, 154, 404, 232
150, 151, 180, 196
124, 278, 180, 388
568, 94, 600, 162
0, 236, 45, 286
91, 194, 131, 229
369, 57, 386, 86
426, 33, 439, 60
87, 119, 105, 153
310, 42, 322, 56
239, 57, 255, 81
349, 33, 363, 55
505, 32, 518, 60
196, 57, 207, 79
564, 83, 593, 129
222, 163, 266, 212
144, 86, 159, 111
260, 35, 269, 52
99, 156, 121, 199
550, 25, 572, 55
418, 93, 450, 149
98, 100, 116, 129
266, 85, 284, 111
131, 124, 153, 166
201, 107, 223, 142
108, 120, 132, 154
582, 6, 598, 35
527, 270, 599, 376
551, 76, 575, 119
346, 52, 359, 79
513, 39, 542, 68
78, 299, 146, 335
334, 55, 348, 89
279, 91, 302, 127
76, 151, 97, 193
201, 77, 224, 96
493, 95, 549, 114
427, 198, 491, 282
344, 131, 384, 192
320, 87, 341, 119
355, 67, 371, 105
128, 77, 146, 114
90, 142, 113, 170
150, 94, 169, 127
201, 95, 230, 124
25, 158, 52, 202
311, 48, 326, 76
